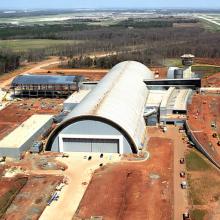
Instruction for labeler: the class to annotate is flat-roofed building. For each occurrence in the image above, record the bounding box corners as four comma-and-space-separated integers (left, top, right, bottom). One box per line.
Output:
0, 114, 53, 159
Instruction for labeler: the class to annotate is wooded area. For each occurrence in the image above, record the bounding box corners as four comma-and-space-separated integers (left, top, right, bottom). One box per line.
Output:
0, 52, 20, 73
0, 17, 219, 71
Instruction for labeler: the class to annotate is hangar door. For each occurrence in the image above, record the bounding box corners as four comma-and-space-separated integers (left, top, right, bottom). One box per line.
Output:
61, 137, 120, 153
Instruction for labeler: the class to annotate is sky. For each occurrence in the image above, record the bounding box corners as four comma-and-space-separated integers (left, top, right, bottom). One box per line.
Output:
0, 0, 220, 10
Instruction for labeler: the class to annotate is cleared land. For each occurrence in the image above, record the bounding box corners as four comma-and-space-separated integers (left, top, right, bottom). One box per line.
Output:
40, 153, 120, 220
0, 98, 63, 140
0, 39, 81, 52
187, 94, 220, 166
0, 153, 65, 219
74, 137, 174, 220
202, 72, 220, 87
33, 68, 108, 81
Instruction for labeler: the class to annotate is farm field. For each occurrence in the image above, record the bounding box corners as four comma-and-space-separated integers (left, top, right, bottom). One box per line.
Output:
0, 39, 82, 52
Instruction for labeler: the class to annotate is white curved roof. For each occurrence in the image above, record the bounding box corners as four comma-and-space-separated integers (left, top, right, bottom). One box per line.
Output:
53, 61, 154, 150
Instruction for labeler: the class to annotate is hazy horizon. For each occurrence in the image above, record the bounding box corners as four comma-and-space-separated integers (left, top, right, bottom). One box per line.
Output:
0, 0, 220, 10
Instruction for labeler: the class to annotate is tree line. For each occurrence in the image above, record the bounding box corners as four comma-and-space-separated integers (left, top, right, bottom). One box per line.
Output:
0, 19, 220, 64
0, 51, 20, 73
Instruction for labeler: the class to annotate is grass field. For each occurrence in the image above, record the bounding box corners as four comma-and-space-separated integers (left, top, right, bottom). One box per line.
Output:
190, 209, 208, 220
192, 65, 220, 78
186, 149, 220, 219
0, 39, 82, 52
163, 58, 182, 67
186, 150, 212, 171
200, 19, 220, 32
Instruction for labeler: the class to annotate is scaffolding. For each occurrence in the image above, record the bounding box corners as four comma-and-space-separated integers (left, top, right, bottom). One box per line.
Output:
11, 74, 84, 98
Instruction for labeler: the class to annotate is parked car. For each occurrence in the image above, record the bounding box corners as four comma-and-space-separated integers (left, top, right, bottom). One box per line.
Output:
181, 181, 188, 189
180, 158, 185, 164
180, 171, 186, 178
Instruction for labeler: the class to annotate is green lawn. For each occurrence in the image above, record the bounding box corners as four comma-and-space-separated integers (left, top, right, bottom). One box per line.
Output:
163, 58, 182, 67
186, 150, 212, 171
192, 65, 220, 72
186, 149, 220, 217
0, 39, 82, 52
190, 209, 207, 220
192, 65, 220, 78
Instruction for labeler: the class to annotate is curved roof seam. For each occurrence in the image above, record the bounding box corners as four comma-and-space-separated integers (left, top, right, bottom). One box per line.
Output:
46, 61, 154, 152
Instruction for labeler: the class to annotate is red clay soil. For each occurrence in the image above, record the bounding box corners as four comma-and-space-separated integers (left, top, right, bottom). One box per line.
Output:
2, 174, 63, 220
195, 58, 220, 66
187, 94, 220, 164
202, 72, 220, 87
75, 137, 174, 220
6, 153, 67, 171
150, 67, 168, 79
32, 69, 108, 81
0, 98, 63, 140
33, 67, 167, 81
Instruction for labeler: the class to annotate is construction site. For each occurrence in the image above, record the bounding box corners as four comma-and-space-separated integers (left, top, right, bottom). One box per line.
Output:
0, 54, 220, 220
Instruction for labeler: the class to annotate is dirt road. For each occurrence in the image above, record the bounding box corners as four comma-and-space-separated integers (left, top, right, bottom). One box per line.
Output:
148, 126, 188, 220
0, 57, 60, 89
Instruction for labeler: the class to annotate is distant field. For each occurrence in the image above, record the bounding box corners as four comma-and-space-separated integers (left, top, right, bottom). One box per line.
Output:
197, 14, 220, 31
0, 39, 82, 52
0, 13, 81, 25
163, 58, 182, 67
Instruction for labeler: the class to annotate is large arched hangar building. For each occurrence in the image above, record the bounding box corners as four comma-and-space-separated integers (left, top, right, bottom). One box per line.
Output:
46, 61, 154, 154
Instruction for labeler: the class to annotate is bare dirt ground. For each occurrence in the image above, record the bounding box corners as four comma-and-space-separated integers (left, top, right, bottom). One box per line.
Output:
202, 72, 220, 87
0, 153, 66, 220
195, 58, 220, 66
0, 57, 60, 90
36, 68, 108, 81
2, 174, 63, 220
0, 98, 63, 140
150, 67, 168, 79
6, 152, 67, 171
74, 137, 174, 220
187, 94, 220, 165
148, 126, 189, 220
40, 153, 121, 220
